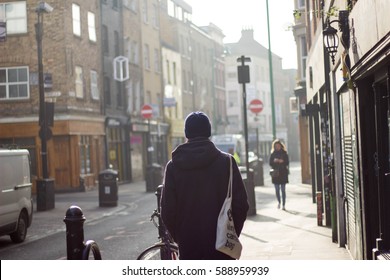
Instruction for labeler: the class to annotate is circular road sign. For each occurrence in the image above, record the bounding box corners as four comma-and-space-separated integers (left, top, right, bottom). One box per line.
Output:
249, 99, 263, 114
141, 104, 153, 119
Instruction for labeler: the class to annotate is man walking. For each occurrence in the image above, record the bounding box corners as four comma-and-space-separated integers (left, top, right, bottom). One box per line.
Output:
161, 111, 249, 259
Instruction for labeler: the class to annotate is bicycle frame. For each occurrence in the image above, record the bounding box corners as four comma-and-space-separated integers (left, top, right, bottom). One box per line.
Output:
137, 185, 179, 260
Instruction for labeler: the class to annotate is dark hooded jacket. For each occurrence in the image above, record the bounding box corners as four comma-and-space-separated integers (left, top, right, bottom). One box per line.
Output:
161, 137, 249, 260
269, 149, 289, 184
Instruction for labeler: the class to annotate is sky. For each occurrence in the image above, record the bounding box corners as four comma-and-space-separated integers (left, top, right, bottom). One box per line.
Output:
186, 0, 298, 70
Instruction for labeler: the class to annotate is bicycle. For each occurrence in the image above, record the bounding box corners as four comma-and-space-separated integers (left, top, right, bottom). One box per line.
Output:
137, 185, 179, 260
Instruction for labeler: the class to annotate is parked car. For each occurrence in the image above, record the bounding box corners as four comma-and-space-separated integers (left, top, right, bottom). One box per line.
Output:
0, 149, 33, 243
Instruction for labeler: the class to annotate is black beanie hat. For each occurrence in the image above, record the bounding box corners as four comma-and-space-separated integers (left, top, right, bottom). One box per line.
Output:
184, 111, 211, 139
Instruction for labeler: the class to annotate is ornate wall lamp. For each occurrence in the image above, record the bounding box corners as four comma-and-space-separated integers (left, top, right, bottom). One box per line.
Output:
323, 10, 350, 64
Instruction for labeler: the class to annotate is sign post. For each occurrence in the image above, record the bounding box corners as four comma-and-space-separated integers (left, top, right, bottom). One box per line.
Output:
237, 55, 256, 216
237, 55, 251, 177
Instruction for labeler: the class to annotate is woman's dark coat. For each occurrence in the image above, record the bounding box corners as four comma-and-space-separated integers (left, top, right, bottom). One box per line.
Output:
269, 149, 289, 184
161, 138, 249, 260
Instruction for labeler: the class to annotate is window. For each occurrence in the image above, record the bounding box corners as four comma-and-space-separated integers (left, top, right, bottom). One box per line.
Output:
154, 48, 160, 73
79, 136, 91, 174
132, 41, 139, 65
227, 72, 236, 79
116, 81, 122, 107
130, 0, 138, 12
300, 36, 307, 79
0, 66, 29, 100
125, 38, 131, 60
87, 12, 96, 42
90, 70, 99, 100
104, 76, 111, 105
142, 0, 148, 23
72, 4, 81, 36
183, 11, 191, 23
144, 44, 150, 69
102, 25, 108, 54
75, 66, 83, 98
176, 6, 182, 21
114, 31, 120, 56
298, 0, 305, 8
166, 60, 171, 84
152, 3, 159, 28
182, 70, 187, 90
168, 0, 175, 17
0, 1, 27, 34
228, 90, 238, 107
173, 62, 177, 85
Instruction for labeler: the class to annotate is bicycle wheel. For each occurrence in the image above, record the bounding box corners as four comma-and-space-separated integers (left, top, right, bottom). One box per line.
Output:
137, 243, 179, 260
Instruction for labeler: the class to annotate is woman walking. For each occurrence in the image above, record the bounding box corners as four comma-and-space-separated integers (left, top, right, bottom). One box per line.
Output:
269, 139, 289, 210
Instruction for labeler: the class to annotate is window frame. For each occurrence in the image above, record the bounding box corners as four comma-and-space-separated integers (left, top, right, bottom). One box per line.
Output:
144, 44, 150, 70
87, 11, 96, 42
72, 3, 81, 37
142, 0, 148, 23
90, 70, 99, 100
0, 66, 29, 100
0, 1, 27, 35
75, 66, 84, 98
79, 136, 92, 175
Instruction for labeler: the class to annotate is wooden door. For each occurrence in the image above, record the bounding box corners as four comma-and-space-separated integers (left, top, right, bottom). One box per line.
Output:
53, 136, 71, 190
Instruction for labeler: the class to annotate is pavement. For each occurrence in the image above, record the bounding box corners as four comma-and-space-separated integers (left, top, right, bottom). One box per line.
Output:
25, 161, 351, 260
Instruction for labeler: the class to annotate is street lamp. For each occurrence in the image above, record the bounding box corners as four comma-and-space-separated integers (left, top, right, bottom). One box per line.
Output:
35, 2, 55, 211
323, 10, 350, 64
265, 0, 276, 140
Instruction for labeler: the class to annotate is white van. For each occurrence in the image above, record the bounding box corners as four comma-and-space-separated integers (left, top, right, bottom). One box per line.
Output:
211, 134, 258, 166
211, 134, 246, 164
0, 149, 33, 243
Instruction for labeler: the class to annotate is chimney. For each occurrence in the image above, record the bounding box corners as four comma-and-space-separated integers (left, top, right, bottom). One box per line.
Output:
240, 27, 254, 41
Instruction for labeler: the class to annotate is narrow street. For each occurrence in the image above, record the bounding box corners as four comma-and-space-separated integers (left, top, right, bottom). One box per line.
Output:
0, 161, 350, 260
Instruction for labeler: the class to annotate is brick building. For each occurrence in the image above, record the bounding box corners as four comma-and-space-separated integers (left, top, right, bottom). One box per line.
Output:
0, 0, 104, 192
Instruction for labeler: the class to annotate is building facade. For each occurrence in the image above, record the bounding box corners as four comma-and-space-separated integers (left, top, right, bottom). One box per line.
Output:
304, 0, 390, 259
0, 0, 104, 192
224, 28, 292, 160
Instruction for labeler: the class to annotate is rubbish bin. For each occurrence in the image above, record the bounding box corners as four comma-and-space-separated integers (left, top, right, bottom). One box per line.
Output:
239, 166, 256, 216
146, 163, 163, 192
98, 169, 118, 207
249, 158, 264, 186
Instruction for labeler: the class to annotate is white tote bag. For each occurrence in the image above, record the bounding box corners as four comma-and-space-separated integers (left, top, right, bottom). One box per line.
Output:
215, 156, 243, 259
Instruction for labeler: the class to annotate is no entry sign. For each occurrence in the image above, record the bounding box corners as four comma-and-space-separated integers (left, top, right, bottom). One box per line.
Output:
141, 104, 153, 119
249, 99, 263, 114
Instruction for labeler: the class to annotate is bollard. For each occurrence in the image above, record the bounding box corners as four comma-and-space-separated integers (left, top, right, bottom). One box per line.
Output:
63, 205, 102, 260
64, 205, 86, 260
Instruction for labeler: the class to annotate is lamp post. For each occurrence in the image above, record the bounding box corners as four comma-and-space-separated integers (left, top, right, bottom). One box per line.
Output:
35, 2, 55, 211
322, 10, 350, 65
265, 0, 276, 140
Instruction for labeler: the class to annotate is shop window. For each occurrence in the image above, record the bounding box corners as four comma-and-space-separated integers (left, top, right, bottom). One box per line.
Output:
79, 136, 91, 174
